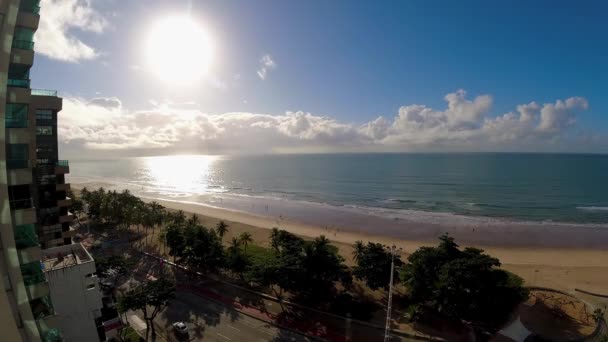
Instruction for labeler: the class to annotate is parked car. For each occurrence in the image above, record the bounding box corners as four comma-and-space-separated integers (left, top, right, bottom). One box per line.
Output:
172, 322, 188, 335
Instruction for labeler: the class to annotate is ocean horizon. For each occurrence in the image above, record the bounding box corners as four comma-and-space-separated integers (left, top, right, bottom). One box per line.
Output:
66, 153, 608, 227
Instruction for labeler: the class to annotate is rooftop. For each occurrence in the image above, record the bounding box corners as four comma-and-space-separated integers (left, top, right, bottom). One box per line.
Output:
42, 243, 93, 271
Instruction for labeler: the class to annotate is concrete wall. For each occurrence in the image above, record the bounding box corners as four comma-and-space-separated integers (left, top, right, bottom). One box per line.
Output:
45, 260, 102, 342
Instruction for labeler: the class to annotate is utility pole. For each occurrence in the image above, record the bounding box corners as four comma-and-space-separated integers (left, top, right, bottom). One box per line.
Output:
384, 245, 401, 342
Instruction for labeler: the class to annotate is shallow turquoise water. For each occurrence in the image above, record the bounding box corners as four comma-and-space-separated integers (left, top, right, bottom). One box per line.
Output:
68, 153, 608, 224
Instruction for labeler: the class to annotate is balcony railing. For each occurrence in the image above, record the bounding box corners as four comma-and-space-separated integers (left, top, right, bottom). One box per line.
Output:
6, 114, 28, 128
8, 78, 31, 88
12, 40, 35, 50
10, 198, 33, 210
55, 160, 69, 167
30, 296, 54, 320
21, 262, 46, 286
15, 224, 39, 249
31, 89, 58, 97
7, 159, 29, 169
21, 5, 41, 15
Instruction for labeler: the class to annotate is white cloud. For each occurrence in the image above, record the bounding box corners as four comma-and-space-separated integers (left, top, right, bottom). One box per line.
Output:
56, 91, 603, 157
36, 0, 108, 62
257, 54, 276, 80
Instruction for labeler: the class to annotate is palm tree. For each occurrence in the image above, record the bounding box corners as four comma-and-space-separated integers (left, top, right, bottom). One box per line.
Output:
229, 237, 241, 251
353, 240, 365, 263
270, 227, 280, 252
187, 214, 199, 226
239, 232, 253, 248
216, 221, 229, 242
172, 210, 186, 225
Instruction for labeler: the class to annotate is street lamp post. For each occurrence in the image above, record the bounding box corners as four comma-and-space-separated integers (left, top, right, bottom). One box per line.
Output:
384, 245, 401, 342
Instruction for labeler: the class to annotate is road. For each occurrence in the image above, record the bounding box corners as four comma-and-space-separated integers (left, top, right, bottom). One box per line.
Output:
153, 290, 312, 342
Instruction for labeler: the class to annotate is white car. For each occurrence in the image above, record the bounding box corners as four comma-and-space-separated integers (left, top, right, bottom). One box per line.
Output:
172, 322, 188, 335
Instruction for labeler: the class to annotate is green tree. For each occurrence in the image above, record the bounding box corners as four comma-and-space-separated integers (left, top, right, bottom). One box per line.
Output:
402, 234, 529, 331
187, 214, 199, 226
593, 308, 605, 323
270, 227, 281, 252
117, 278, 176, 340
353, 242, 403, 290
352, 240, 365, 263
239, 232, 253, 248
226, 237, 250, 280
216, 220, 229, 242
67, 189, 85, 229
96, 255, 132, 287
185, 225, 225, 273
165, 223, 185, 261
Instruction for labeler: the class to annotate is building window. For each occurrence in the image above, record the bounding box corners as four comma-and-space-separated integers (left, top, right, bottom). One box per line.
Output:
36, 109, 53, 120
8, 184, 32, 209
36, 126, 53, 135
6, 103, 28, 128
7, 144, 28, 169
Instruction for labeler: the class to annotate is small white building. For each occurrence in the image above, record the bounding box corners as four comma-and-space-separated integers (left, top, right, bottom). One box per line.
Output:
42, 243, 103, 342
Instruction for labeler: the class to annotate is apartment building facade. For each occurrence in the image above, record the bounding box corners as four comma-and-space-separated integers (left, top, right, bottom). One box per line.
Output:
1, 1, 102, 341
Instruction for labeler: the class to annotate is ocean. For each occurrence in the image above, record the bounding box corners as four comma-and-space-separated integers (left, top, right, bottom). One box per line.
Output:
67, 153, 608, 226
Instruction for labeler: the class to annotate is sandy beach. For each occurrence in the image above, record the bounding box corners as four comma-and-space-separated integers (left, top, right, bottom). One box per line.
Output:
144, 197, 608, 294
72, 183, 608, 294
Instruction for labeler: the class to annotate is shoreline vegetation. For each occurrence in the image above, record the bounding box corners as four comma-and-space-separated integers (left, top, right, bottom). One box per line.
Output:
72, 186, 607, 340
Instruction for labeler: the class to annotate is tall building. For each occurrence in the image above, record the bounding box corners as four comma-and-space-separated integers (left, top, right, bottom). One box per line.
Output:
1, 1, 102, 341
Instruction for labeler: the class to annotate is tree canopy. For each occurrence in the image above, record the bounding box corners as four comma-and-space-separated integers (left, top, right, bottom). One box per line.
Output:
118, 278, 176, 338
353, 242, 403, 290
402, 234, 529, 330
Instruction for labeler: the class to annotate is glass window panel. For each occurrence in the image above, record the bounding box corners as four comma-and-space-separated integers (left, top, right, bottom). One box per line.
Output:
36, 126, 53, 135
6, 103, 28, 128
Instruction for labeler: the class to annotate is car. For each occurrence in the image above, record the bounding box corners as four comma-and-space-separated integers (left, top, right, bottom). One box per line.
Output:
172, 322, 188, 335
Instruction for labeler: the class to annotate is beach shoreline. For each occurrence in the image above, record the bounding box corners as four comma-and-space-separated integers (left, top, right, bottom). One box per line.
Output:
71, 182, 608, 292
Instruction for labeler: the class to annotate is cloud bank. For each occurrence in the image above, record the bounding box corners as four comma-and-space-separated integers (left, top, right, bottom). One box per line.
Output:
57, 90, 604, 157
36, 0, 108, 62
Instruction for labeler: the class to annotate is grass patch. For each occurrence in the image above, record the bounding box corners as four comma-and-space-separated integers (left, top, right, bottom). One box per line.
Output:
244, 244, 275, 263
120, 326, 142, 342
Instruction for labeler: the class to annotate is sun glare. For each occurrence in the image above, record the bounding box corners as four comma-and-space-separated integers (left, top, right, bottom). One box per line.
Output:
145, 16, 213, 85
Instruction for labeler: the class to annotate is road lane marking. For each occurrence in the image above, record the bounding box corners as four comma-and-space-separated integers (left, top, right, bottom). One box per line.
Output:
228, 325, 240, 332
217, 333, 232, 340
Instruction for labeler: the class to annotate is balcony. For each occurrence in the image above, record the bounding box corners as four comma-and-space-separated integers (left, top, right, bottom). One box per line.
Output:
15, 224, 39, 249
56, 183, 70, 192
21, 262, 46, 286
10, 198, 34, 210
8, 168, 33, 186
31, 89, 58, 97
62, 226, 78, 239
13, 207, 37, 225
57, 197, 72, 208
21, 5, 41, 15
7, 159, 30, 170
36, 317, 63, 342
12, 40, 35, 50
59, 212, 74, 224
30, 296, 54, 320
26, 281, 50, 301
55, 160, 69, 174
16, 11, 40, 31
8, 78, 31, 88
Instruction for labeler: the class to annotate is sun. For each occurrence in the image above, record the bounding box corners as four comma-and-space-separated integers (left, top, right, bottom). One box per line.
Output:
145, 15, 213, 85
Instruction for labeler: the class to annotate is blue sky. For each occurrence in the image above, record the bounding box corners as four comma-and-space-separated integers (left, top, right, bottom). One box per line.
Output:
32, 0, 608, 156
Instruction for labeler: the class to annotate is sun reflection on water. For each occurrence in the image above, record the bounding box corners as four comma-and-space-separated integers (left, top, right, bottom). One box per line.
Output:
138, 155, 222, 196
